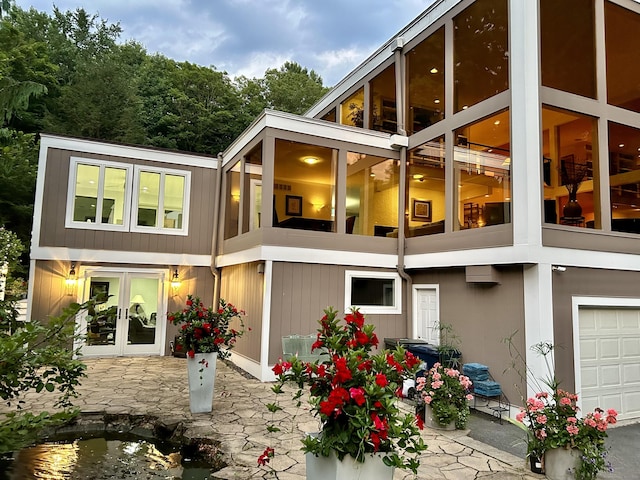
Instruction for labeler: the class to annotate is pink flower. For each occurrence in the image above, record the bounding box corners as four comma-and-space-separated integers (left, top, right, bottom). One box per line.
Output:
431, 380, 444, 389
535, 414, 547, 425
516, 411, 527, 422
566, 425, 579, 436
559, 397, 572, 406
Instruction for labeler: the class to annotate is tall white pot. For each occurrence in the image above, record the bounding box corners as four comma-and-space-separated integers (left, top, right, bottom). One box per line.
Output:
543, 447, 581, 480
187, 352, 217, 413
306, 450, 394, 480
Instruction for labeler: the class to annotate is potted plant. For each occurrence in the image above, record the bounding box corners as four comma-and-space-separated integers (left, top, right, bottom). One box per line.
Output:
169, 295, 245, 413
415, 362, 473, 430
259, 306, 427, 479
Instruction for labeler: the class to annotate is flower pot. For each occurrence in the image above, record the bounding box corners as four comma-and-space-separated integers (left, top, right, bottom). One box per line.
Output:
187, 352, 217, 413
544, 447, 581, 480
529, 454, 543, 474
424, 404, 456, 431
306, 450, 394, 480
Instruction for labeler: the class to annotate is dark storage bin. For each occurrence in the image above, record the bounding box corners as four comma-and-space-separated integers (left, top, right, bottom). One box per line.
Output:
384, 338, 429, 350
405, 344, 440, 372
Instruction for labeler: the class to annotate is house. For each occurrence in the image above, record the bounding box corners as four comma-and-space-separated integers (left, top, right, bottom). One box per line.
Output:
29, 0, 640, 423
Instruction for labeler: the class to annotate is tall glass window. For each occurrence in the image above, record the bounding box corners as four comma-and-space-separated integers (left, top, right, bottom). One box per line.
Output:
340, 88, 365, 127
370, 64, 396, 133
608, 122, 640, 234
407, 136, 445, 237
541, 106, 597, 228
346, 153, 398, 236
224, 162, 241, 239
454, 110, 511, 229
242, 142, 263, 234
453, 0, 509, 112
273, 140, 336, 232
605, 1, 640, 113
407, 27, 445, 135
540, 0, 596, 99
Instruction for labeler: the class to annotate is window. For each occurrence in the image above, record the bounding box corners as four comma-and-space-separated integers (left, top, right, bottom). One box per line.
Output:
66, 158, 190, 235
345, 270, 402, 314
66, 158, 132, 231
370, 64, 396, 133
132, 166, 190, 234
608, 122, 640, 233
340, 88, 365, 128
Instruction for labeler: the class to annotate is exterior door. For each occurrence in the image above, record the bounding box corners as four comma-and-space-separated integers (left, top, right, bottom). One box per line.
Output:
77, 268, 166, 356
413, 286, 440, 345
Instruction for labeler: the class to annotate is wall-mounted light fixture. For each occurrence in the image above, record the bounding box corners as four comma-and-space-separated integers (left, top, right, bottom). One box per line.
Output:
171, 269, 181, 295
551, 265, 567, 272
65, 262, 77, 296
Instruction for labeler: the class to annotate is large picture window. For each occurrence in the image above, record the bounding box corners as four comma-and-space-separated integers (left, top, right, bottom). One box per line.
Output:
344, 270, 402, 315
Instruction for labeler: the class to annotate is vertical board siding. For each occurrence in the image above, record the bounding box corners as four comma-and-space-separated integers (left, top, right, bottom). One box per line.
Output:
220, 263, 265, 362
39, 148, 216, 255
268, 263, 406, 364
31, 260, 77, 322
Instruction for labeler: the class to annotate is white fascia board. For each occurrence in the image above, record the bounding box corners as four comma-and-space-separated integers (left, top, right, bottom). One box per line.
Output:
31, 139, 50, 252
221, 110, 397, 167
306, 0, 457, 117
216, 245, 398, 269
38, 134, 217, 169
31, 246, 211, 267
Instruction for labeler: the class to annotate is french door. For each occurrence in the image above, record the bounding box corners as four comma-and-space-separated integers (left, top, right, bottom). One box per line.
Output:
76, 268, 167, 356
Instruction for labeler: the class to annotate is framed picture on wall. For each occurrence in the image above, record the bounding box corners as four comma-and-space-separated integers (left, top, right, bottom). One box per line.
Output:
89, 281, 109, 301
411, 199, 432, 222
285, 195, 303, 216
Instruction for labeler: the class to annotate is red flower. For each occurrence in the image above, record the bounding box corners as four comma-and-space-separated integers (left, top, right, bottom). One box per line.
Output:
333, 357, 352, 384
375, 373, 388, 387
404, 351, 420, 368
257, 446, 274, 466
187, 349, 195, 358
186, 299, 193, 306
344, 310, 365, 328
416, 414, 424, 430
349, 387, 366, 406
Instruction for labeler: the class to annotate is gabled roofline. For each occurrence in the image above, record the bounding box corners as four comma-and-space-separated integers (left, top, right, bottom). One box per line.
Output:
305, 0, 456, 118
39, 133, 218, 169
221, 109, 407, 167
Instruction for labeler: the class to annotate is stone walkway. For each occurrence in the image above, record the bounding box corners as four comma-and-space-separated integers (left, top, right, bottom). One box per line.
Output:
8, 357, 541, 479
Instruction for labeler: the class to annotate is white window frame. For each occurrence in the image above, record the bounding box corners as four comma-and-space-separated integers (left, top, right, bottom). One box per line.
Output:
344, 270, 402, 315
131, 165, 191, 236
65, 157, 133, 232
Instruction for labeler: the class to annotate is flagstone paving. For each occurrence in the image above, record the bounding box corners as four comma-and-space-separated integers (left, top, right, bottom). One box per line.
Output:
6, 357, 541, 479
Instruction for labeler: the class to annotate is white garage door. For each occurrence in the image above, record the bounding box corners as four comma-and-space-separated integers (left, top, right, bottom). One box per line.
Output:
579, 307, 640, 422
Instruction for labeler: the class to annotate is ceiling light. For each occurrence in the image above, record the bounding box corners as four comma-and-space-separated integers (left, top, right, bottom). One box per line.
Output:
430, 67, 438, 74
370, 173, 375, 177
462, 105, 469, 110
434, 98, 440, 104
413, 174, 424, 180
302, 157, 320, 165
494, 120, 501, 125
619, 143, 625, 148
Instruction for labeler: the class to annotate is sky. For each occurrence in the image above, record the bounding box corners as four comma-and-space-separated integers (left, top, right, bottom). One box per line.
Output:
15, 0, 437, 87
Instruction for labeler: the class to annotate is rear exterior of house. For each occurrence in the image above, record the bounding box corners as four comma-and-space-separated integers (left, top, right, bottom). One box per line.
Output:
29, 0, 640, 424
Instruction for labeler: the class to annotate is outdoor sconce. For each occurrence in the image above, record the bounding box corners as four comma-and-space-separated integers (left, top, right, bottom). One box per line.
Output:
171, 269, 181, 295
65, 262, 77, 296
552, 265, 567, 273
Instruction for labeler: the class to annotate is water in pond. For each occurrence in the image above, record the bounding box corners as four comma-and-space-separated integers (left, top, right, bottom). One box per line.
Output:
0, 433, 214, 480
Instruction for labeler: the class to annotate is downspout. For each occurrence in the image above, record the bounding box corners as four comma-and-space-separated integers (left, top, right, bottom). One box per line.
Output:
210, 153, 224, 306
393, 37, 413, 337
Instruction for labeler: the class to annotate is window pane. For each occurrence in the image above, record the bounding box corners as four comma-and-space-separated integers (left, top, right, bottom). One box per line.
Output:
224, 163, 241, 239
454, 110, 511, 229
346, 153, 398, 236
541, 106, 597, 228
351, 277, 394, 306
453, 0, 509, 112
274, 140, 336, 232
408, 136, 445, 237
370, 64, 396, 133
163, 174, 185, 229
407, 27, 445, 134
243, 142, 263, 233
138, 171, 160, 227
340, 88, 364, 127
609, 122, 640, 233
102, 167, 126, 225
605, 1, 640, 113
540, 0, 596, 98
73, 164, 99, 223
321, 108, 336, 122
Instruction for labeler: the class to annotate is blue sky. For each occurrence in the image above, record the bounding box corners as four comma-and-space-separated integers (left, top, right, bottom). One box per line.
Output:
15, 0, 437, 86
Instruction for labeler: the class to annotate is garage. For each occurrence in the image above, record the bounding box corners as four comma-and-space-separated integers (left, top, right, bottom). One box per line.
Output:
578, 306, 640, 422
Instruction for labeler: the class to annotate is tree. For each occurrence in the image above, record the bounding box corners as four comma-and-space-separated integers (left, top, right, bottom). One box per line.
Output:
262, 61, 330, 115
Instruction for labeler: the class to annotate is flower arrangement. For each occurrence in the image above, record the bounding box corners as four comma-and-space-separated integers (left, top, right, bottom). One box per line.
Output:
168, 295, 245, 360
262, 307, 428, 474
416, 362, 473, 429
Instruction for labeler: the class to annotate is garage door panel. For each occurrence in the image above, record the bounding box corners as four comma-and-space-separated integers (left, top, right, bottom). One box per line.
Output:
595, 310, 620, 330
600, 365, 621, 387
623, 392, 640, 418
600, 339, 621, 359
619, 310, 640, 329
622, 338, 640, 357
623, 364, 640, 384
581, 366, 599, 388
580, 339, 598, 361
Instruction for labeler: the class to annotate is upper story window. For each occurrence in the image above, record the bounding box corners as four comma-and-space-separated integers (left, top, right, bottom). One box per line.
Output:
540, 0, 596, 99
407, 26, 445, 135
345, 270, 402, 315
224, 162, 241, 239
453, 0, 509, 112
370, 64, 397, 133
340, 88, 365, 128
66, 157, 190, 235
605, 1, 640, 113
607, 122, 640, 233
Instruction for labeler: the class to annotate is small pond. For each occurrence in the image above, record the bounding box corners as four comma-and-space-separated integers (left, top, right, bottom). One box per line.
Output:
0, 432, 216, 480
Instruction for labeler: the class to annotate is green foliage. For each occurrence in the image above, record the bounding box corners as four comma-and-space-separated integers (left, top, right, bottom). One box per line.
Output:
416, 362, 472, 429
0, 299, 87, 454
0, 226, 22, 268
263, 61, 330, 115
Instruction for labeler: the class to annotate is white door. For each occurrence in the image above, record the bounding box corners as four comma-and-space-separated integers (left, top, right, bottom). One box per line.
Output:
413, 286, 439, 345
76, 268, 167, 357
578, 307, 640, 422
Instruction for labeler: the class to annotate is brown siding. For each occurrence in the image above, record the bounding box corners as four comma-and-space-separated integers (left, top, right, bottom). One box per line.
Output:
411, 266, 526, 404
31, 260, 77, 321
543, 227, 640, 255
39, 147, 215, 255
552, 267, 640, 392
220, 262, 265, 362
268, 263, 406, 364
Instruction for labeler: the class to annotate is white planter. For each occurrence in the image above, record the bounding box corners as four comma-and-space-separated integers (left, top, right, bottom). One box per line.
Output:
306, 450, 394, 480
544, 447, 581, 480
187, 352, 217, 413
424, 404, 456, 430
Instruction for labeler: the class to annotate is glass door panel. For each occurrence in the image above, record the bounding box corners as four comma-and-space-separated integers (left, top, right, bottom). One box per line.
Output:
85, 276, 120, 347
126, 277, 159, 348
